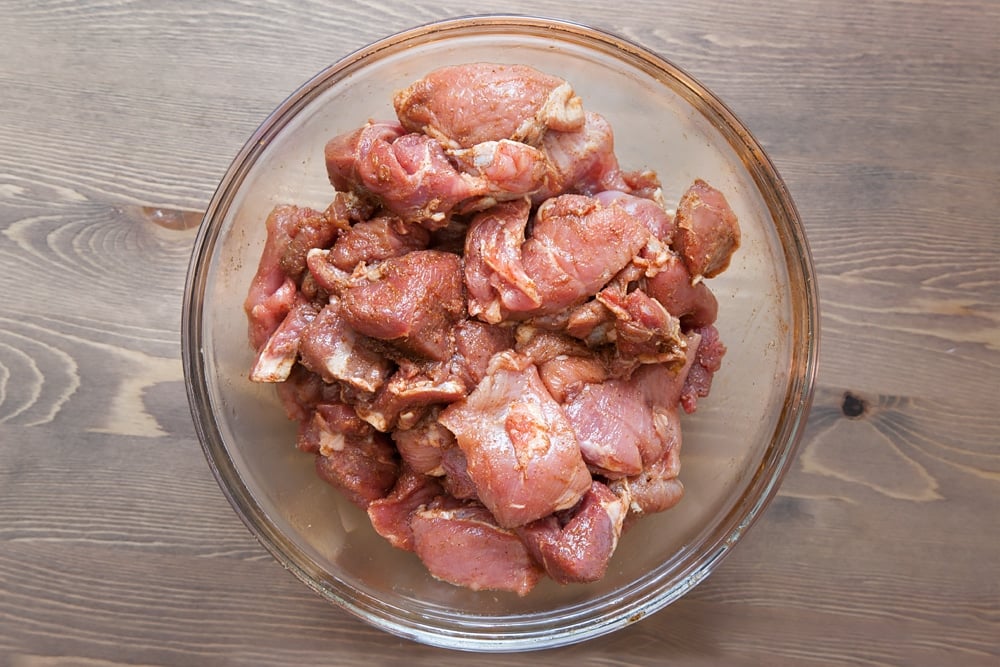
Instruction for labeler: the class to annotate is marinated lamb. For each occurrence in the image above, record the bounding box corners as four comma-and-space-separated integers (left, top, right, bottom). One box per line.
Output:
245, 62, 741, 595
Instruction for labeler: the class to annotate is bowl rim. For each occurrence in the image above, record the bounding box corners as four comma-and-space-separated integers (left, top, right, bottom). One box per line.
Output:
181, 12, 820, 652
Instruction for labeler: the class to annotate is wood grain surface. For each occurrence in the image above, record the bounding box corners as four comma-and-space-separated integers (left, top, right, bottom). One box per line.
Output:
1, 1, 998, 665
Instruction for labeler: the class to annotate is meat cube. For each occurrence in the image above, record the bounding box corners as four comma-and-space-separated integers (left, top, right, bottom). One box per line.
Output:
438, 351, 592, 528
532, 112, 631, 203
679, 324, 727, 413
392, 408, 455, 476
393, 63, 584, 149
325, 122, 481, 227
328, 215, 430, 272
249, 300, 319, 383
517, 481, 629, 584
245, 205, 324, 350
367, 467, 444, 551
464, 194, 652, 323
304, 405, 401, 509
298, 298, 394, 394
339, 250, 465, 362
673, 179, 741, 279
644, 251, 719, 329
411, 501, 543, 596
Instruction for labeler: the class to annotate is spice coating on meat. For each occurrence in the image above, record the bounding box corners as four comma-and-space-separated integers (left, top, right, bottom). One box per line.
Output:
393, 63, 584, 149
244, 63, 741, 595
438, 352, 592, 529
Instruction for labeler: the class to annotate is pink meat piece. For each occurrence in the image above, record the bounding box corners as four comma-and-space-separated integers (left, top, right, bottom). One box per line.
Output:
392, 408, 455, 476
339, 250, 466, 362
463, 198, 539, 323
516, 481, 629, 584
516, 329, 608, 402
324, 122, 482, 228
297, 298, 394, 394
274, 365, 340, 422
596, 287, 685, 373
533, 112, 631, 203
617, 409, 684, 516
633, 331, 703, 411
367, 467, 444, 551
448, 140, 549, 199
673, 179, 741, 279
355, 359, 467, 433
245, 205, 323, 350
393, 63, 584, 149
679, 324, 727, 413
644, 251, 719, 329
296, 401, 372, 455
450, 319, 517, 387
249, 300, 319, 383
464, 194, 652, 323
302, 404, 400, 509
594, 190, 675, 242
328, 215, 430, 272
325, 122, 546, 228
410, 501, 544, 596
520, 195, 652, 314
439, 444, 479, 501
278, 206, 345, 281
561, 379, 651, 478
438, 351, 592, 528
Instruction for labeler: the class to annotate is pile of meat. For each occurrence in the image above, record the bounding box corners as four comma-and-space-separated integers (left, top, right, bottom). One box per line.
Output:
243, 63, 740, 596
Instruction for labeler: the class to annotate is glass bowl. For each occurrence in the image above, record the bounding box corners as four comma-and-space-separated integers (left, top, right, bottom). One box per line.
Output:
182, 14, 819, 652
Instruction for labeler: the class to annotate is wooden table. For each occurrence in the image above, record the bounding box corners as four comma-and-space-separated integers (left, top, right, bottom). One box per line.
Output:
2, 1, 998, 664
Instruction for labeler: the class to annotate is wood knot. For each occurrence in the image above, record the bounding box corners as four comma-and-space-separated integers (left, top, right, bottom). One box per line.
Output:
841, 391, 867, 419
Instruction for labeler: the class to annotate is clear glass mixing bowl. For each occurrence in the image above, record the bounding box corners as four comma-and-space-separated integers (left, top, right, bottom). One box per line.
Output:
182, 14, 819, 652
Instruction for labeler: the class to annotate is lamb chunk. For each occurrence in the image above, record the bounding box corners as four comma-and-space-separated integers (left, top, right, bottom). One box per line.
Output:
339, 250, 465, 362
411, 501, 543, 596
393, 63, 584, 149
304, 405, 400, 509
278, 206, 345, 281
328, 215, 430, 272
595, 286, 686, 372
464, 194, 652, 323
245, 205, 323, 350
515, 328, 609, 403
679, 324, 727, 413
561, 379, 650, 478
633, 331, 703, 411
249, 300, 319, 383
298, 298, 394, 394
439, 444, 479, 500
450, 318, 517, 387
594, 190, 675, 243
519, 194, 651, 315
325, 122, 481, 227
274, 365, 339, 422
367, 467, 444, 551
448, 140, 549, 199
617, 410, 684, 516
295, 401, 371, 454
517, 481, 629, 584
356, 359, 466, 433
673, 179, 741, 279
644, 251, 719, 329
464, 198, 539, 323
532, 112, 631, 203
438, 351, 591, 528
392, 408, 455, 476
325, 122, 545, 228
